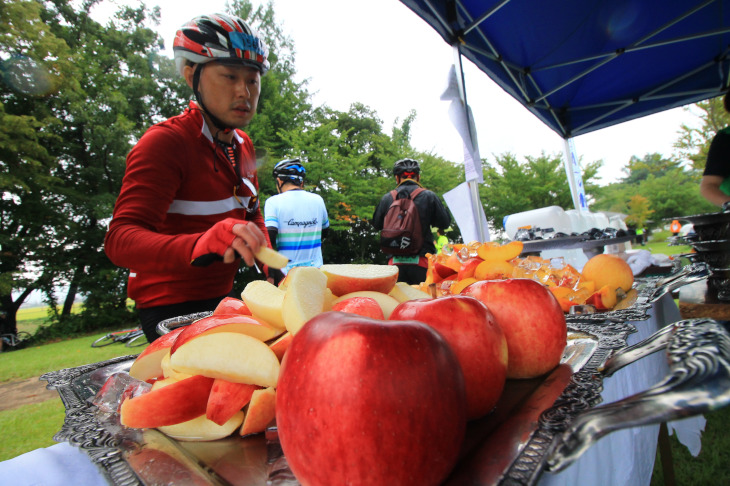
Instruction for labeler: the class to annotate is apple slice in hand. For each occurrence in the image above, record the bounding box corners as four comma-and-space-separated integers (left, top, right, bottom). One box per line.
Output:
254, 246, 289, 269
240, 387, 276, 437
282, 266, 327, 335
169, 314, 280, 355
169, 332, 280, 388
320, 264, 398, 296
158, 411, 244, 442
128, 327, 185, 382
241, 280, 286, 329
206, 379, 260, 426
120, 374, 215, 428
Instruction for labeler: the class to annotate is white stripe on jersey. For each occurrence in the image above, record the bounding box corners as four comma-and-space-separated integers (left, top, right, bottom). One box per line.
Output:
168, 196, 250, 215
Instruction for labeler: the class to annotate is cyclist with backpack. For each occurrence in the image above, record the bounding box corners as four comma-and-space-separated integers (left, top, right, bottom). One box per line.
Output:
372, 158, 451, 285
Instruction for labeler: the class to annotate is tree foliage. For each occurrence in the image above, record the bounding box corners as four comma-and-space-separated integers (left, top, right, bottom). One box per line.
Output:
624, 194, 653, 228
1, 0, 175, 335
592, 152, 715, 224
479, 152, 601, 234
675, 96, 730, 171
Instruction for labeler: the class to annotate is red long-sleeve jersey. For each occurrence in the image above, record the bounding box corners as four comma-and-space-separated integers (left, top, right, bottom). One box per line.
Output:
105, 102, 269, 308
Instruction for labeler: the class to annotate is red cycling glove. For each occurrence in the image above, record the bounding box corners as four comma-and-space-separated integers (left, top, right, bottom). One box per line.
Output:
191, 218, 245, 266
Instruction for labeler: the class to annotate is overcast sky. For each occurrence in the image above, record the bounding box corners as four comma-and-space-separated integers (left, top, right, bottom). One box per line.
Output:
90, 0, 704, 186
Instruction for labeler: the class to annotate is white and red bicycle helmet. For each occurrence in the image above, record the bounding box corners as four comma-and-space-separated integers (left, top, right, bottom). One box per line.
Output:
173, 14, 270, 76
173, 14, 270, 131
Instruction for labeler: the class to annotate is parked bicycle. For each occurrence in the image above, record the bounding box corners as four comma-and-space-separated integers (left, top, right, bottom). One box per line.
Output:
0, 331, 31, 351
91, 328, 147, 348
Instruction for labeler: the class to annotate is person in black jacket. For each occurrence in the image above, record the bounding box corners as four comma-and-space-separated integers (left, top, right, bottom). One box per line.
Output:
372, 158, 451, 285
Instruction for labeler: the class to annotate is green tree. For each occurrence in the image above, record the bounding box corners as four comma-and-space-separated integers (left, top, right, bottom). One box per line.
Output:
624, 194, 653, 228
592, 151, 715, 225
1, 0, 182, 336
676, 96, 730, 171
479, 152, 601, 233
620, 153, 683, 184
1, 0, 90, 335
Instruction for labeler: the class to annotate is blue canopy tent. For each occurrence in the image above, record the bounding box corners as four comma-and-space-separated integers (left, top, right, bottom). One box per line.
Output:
400, 0, 730, 236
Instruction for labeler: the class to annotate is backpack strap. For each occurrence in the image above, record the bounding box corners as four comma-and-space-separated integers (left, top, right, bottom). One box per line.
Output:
392, 187, 426, 201
410, 188, 426, 200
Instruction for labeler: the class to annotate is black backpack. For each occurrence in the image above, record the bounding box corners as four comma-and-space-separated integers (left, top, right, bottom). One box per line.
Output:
380, 188, 426, 255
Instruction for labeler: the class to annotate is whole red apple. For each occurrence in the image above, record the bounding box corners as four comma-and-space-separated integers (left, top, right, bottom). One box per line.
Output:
462, 279, 567, 379
276, 311, 467, 486
390, 295, 507, 420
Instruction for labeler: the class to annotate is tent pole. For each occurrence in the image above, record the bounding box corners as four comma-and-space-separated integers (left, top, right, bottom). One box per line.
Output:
562, 138, 588, 211
453, 45, 488, 242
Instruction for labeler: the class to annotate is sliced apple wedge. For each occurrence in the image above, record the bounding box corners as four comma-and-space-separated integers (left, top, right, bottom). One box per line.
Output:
332, 296, 385, 319
241, 280, 286, 329
150, 377, 179, 391
169, 332, 280, 388
160, 350, 193, 381
255, 246, 289, 269
159, 411, 244, 442
320, 264, 399, 296
388, 281, 431, 303
206, 379, 260, 426
128, 327, 185, 382
213, 296, 252, 316
169, 314, 280, 355
281, 266, 327, 335
332, 290, 400, 319
120, 374, 215, 429
240, 387, 276, 437
269, 332, 293, 361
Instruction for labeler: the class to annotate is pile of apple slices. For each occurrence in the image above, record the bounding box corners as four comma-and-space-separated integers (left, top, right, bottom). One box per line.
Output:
119, 263, 423, 441
122, 308, 281, 441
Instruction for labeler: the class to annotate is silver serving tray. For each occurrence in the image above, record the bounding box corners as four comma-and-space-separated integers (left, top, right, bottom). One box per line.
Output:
40, 269, 729, 485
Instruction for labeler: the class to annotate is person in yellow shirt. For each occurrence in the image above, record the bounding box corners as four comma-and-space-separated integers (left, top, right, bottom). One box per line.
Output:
435, 229, 449, 253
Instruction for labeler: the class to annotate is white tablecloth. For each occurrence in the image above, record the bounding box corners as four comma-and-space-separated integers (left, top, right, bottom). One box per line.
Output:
0, 294, 706, 486
540, 293, 706, 486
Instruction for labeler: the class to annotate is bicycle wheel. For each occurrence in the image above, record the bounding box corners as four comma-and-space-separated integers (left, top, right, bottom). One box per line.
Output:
125, 331, 148, 348
14, 331, 31, 345
91, 334, 116, 347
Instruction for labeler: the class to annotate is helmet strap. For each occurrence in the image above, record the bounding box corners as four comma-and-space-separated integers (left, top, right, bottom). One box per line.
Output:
192, 63, 235, 134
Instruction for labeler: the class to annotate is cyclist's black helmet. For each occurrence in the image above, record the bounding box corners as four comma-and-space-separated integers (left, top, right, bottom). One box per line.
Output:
273, 158, 306, 185
393, 158, 421, 177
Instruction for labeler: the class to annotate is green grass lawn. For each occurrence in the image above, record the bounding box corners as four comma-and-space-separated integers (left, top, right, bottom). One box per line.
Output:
0, 331, 137, 462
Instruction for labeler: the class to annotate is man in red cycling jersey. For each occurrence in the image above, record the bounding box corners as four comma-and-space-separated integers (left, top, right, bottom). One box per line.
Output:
105, 14, 273, 342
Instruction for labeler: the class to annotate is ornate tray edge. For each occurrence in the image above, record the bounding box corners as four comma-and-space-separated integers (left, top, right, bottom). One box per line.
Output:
41, 355, 142, 486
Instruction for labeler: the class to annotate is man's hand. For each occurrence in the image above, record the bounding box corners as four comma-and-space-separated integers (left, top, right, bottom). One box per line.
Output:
191, 218, 267, 267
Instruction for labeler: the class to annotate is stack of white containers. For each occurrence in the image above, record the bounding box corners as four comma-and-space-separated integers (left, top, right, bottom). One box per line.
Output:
503, 206, 621, 240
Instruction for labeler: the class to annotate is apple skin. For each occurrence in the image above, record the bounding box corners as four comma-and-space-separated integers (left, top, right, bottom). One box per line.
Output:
129, 327, 185, 382
462, 278, 567, 379
213, 297, 252, 316
120, 375, 215, 428
276, 311, 466, 486
390, 295, 508, 420
169, 314, 279, 355
331, 296, 385, 319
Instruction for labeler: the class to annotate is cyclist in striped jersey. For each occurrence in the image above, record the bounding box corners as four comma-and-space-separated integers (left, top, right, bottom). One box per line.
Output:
264, 159, 329, 283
